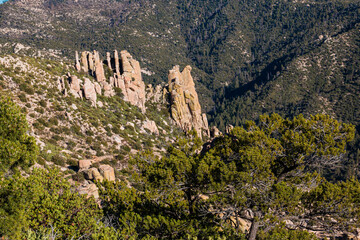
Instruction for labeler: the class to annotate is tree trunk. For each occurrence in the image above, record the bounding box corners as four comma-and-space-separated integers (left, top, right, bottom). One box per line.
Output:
248, 212, 260, 240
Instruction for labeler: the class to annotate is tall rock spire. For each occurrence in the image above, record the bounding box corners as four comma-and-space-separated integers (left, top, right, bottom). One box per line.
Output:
75, 51, 81, 72
93, 50, 106, 82
167, 65, 209, 138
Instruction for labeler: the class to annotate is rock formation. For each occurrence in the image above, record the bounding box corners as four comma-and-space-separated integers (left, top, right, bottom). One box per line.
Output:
166, 65, 209, 137
102, 81, 114, 97
116, 50, 146, 112
78, 183, 99, 199
80, 51, 89, 72
68, 75, 82, 98
75, 51, 81, 72
99, 165, 115, 181
93, 50, 106, 82
94, 82, 102, 95
106, 52, 112, 71
75, 50, 146, 112
83, 78, 97, 107
85, 168, 104, 182
79, 159, 91, 170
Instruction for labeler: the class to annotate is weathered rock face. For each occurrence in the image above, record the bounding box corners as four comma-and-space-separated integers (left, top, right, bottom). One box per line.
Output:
77, 50, 106, 82
75, 51, 81, 72
99, 165, 115, 181
83, 78, 97, 107
166, 65, 209, 137
80, 51, 89, 72
102, 81, 114, 97
93, 50, 106, 82
79, 159, 91, 170
68, 75, 82, 98
88, 168, 104, 182
94, 82, 102, 95
75, 50, 146, 112
117, 50, 146, 112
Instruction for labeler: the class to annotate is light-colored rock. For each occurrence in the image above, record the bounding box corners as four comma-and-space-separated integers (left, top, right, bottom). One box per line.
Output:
142, 120, 159, 135
102, 81, 114, 97
76, 49, 146, 111
83, 78, 97, 107
90, 168, 104, 182
87, 183, 99, 199
119, 50, 146, 112
57, 77, 66, 93
94, 50, 106, 82
109, 76, 114, 86
94, 82, 102, 95
78, 183, 99, 199
79, 160, 91, 169
68, 75, 82, 98
166, 65, 209, 138
99, 165, 115, 181
81, 51, 89, 73
75, 51, 81, 72
88, 52, 94, 74
114, 50, 120, 76
106, 52, 112, 71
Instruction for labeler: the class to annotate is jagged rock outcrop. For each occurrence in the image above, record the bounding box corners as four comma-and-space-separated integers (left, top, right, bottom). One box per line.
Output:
75, 51, 81, 72
80, 51, 89, 72
94, 82, 102, 95
83, 165, 115, 182
117, 50, 146, 112
106, 52, 112, 71
83, 78, 97, 107
75, 50, 146, 112
57, 77, 67, 96
93, 50, 106, 82
102, 81, 114, 97
166, 65, 209, 137
68, 74, 82, 98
